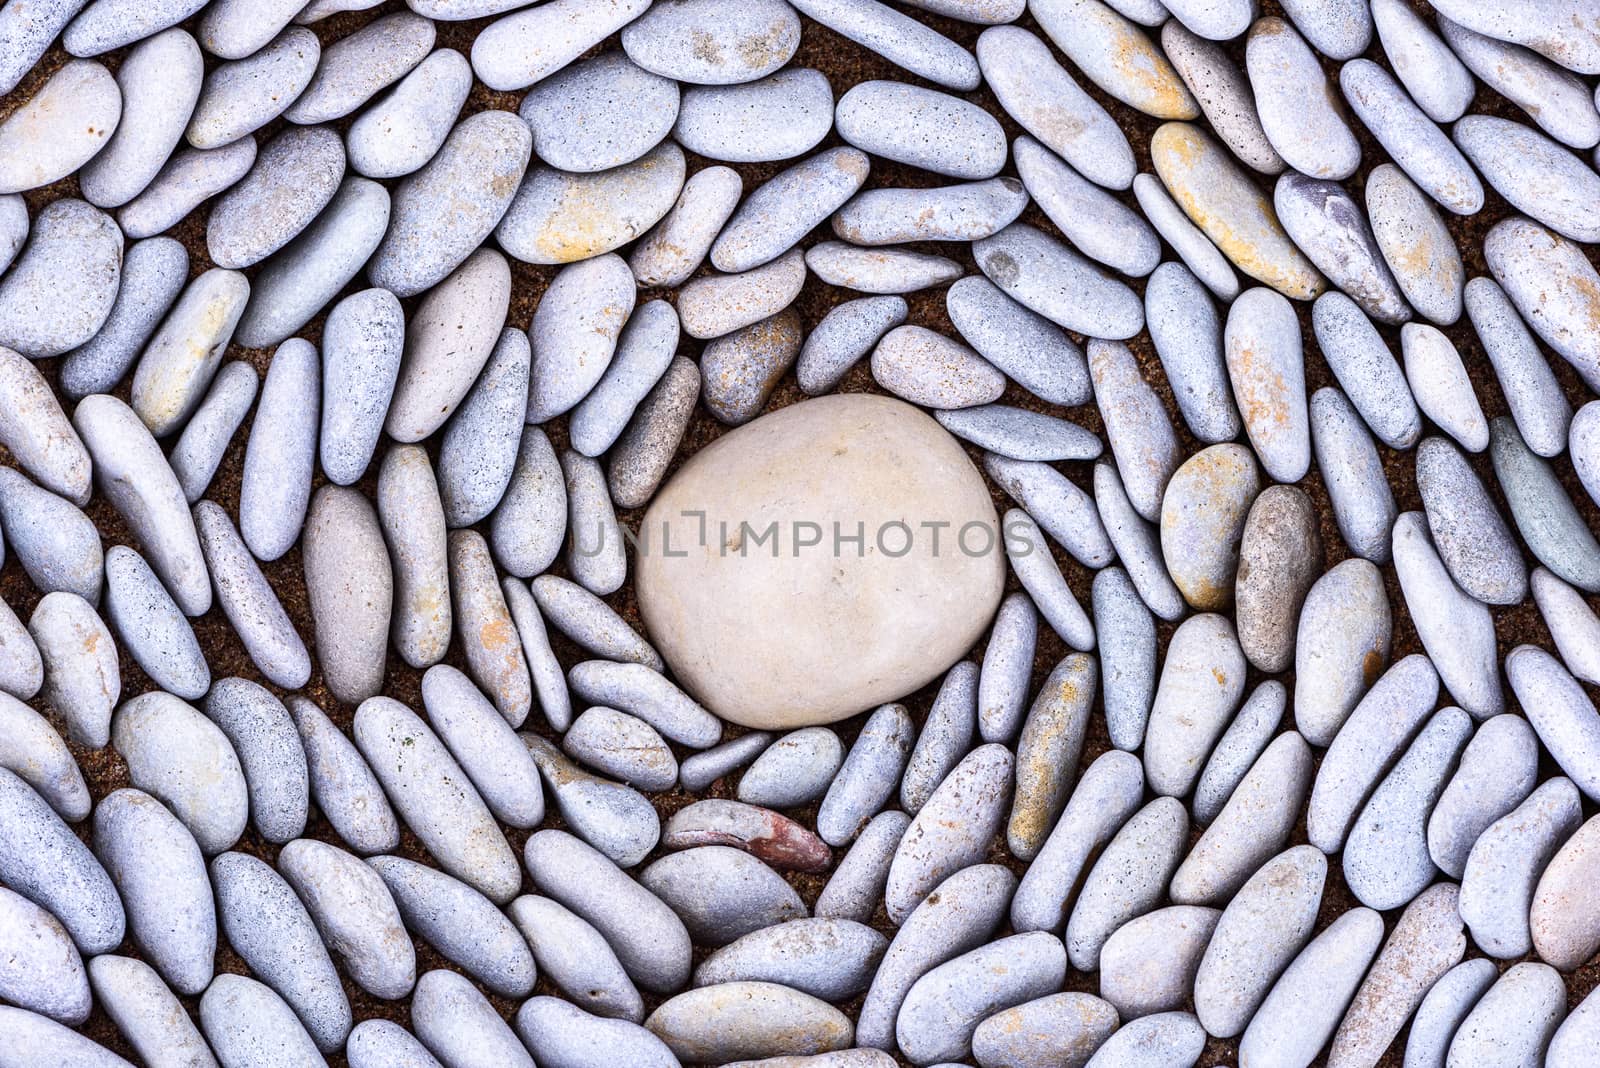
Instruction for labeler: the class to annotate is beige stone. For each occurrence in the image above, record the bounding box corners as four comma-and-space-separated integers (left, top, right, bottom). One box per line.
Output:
637, 394, 1004, 730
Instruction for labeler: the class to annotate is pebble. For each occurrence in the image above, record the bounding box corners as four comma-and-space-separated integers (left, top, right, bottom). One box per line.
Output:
525, 735, 659, 867
1459, 776, 1582, 958
1509, 645, 1600, 801
816, 703, 915, 846
0, 695, 81, 822
302, 485, 392, 705
187, 27, 320, 149
1100, 906, 1221, 1020
564, 450, 624, 594
527, 260, 636, 424
739, 728, 845, 809
607, 354, 701, 508
451, 529, 535, 726
977, 25, 1132, 189
569, 299, 678, 456
1091, 343, 1182, 528
1446, 962, 1568, 1067
1247, 19, 1361, 180
897, 932, 1067, 1064
1416, 436, 1526, 604
1459, 115, 1600, 246
1095, 465, 1185, 625
1226, 287, 1312, 480
423, 664, 543, 828
0, 598, 39, 701
1018, 137, 1160, 279
712, 148, 871, 273
368, 111, 530, 298
507, 894, 643, 1021
1005, 509, 1096, 651
471, 0, 653, 91
0, 1007, 134, 1067
857, 863, 1015, 1048
1531, 814, 1600, 969
1467, 276, 1571, 457
502, 577, 571, 732
198, 974, 325, 1068
234, 176, 393, 349
287, 695, 400, 856
989, 456, 1113, 567
1159, 444, 1260, 612
976, 992, 1121, 1068
26, 594, 114, 748
1433, 0, 1600, 73
88, 955, 217, 1068
0, 0, 86, 96
206, 126, 344, 270
347, 48, 472, 180
60, 235, 187, 401
1138, 188, 1238, 317
623, 0, 798, 84
1535, 567, 1600, 684
113, 691, 247, 854
1404, 957, 1498, 1068
647, 981, 852, 1064
1032, 0, 1196, 119
79, 30, 200, 211
939, 408, 1100, 465
893, 670, 970, 816
118, 137, 256, 240
0, 349, 86, 506
1237, 487, 1322, 670
0, 469, 102, 604
497, 141, 685, 267
1494, 417, 1600, 591
886, 743, 1013, 923
679, 249, 804, 341
516, 997, 677, 1068
975, 222, 1144, 338
132, 268, 251, 447
695, 918, 887, 1001
815, 810, 909, 925
1276, 174, 1410, 324
321, 289, 405, 484
199, 0, 306, 59
1311, 292, 1422, 450
1439, 16, 1600, 148
834, 178, 1025, 247
1343, 707, 1474, 910
1371, 0, 1474, 123
0, 766, 123, 957
1149, 122, 1324, 300
1238, 908, 1385, 1068
836, 80, 1004, 181
277, 838, 415, 1000
92, 789, 214, 995
211, 851, 349, 1053
1193, 845, 1327, 1039
1152, 265, 1235, 444
353, 696, 521, 904
0, 885, 87, 1022
1008, 654, 1096, 858
168, 361, 257, 502
104, 549, 207, 700
1552, 989, 1600, 1067
1281, 0, 1372, 58
0, 60, 120, 195
1161, 20, 1284, 174
806, 242, 963, 294
563, 707, 676, 793
789, 0, 979, 90
523, 830, 692, 994
630, 165, 743, 287
1365, 164, 1463, 327
1312, 388, 1399, 565
521, 53, 676, 175
1069, 797, 1188, 969
1192, 680, 1285, 824
1391, 513, 1503, 718
204, 679, 308, 844
376, 446, 450, 670
239, 338, 318, 562
946, 275, 1092, 406
1172, 730, 1311, 907
285, 13, 434, 125
1340, 60, 1483, 215
0, 199, 123, 360
1011, 750, 1143, 934
411, 968, 533, 1068
1406, 324, 1489, 452
1292, 559, 1392, 748
1487, 216, 1600, 391
978, 592, 1039, 744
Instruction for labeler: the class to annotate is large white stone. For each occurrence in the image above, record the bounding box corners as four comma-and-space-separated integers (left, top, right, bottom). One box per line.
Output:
637, 394, 1004, 729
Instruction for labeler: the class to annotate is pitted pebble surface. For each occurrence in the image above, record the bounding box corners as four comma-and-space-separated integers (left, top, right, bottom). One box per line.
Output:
6, 2, 1600, 1067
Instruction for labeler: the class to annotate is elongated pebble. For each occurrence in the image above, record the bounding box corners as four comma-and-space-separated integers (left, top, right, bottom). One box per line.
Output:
187, 27, 319, 149
630, 165, 743, 288
702, 310, 803, 423
276, 838, 413, 1001
205, 126, 343, 270
1363, 164, 1464, 326
507, 894, 641, 1021
1193, 845, 1326, 1039
117, 138, 255, 240
371, 857, 534, 998
0, 469, 101, 603
1391, 513, 1502, 718
1372, 0, 1474, 123
836, 80, 1004, 180
568, 660, 722, 750
1447, 962, 1568, 1067
1238, 908, 1384, 1068
1535, 567, 1600, 685
1247, 19, 1360, 180
833, 178, 1025, 247
497, 142, 685, 267
1100, 907, 1220, 1021
817, 703, 914, 846
0, 199, 122, 360
0, 61, 120, 195
1531, 814, 1600, 970
623, 0, 798, 84
0, 692, 87, 821
1280, 0, 1372, 58
169, 363, 256, 504
1091, 569, 1156, 753
1404, 958, 1497, 1068
570, 300, 677, 457
975, 222, 1143, 338
886, 743, 1013, 923
129, 268, 248, 441
27, 594, 113, 747
1459, 776, 1581, 958
368, 111, 530, 298
0, 1010, 126, 1068
1293, 558, 1391, 747
738, 727, 844, 810
647, 981, 850, 1064
1340, 60, 1482, 214
1417, 436, 1525, 604
1313, 387, 1398, 564
870, 326, 1004, 410
1439, 16, 1600, 148
490, 428, 566, 578
410, 968, 531, 1068
898, 932, 1066, 1064
1005, 509, 1095, 651
78, 29, 198, 211
695, 918, 884, 1002
0, 0, 90, 96
303, 486, 391, 704
88, 955, 217, 1068
1276, 174, 1409, 325
198, 974, 324, 1068
806, 242, 961, 295
608, 354, 700, 508
319, 289, 404, 484
1011, 750, 1144, 934
1090, 339, 1180, 523
501, 580, 571, 737
1487, 216, 1600, 391
202, 679, 307, 844
1508, 646, 1600, 801
1235, 485, 1320, 671
102, 547, 208, 699
937, 406, 1100, 463
1493, 417, 1600, 591
526, 737, 654, 866
438, 329, 528, 526
1225, 287, 1310, 481
1162, 20, 1283, 174
517, 998, 676, 1068
563, 451, 627, 594
0, 766, 122, 955
1312, 293, 1421, 451
1136, 180, 1238, 303
1068, 797, 1188, 968
1150, 122, 1324, 299
372, 447, 449, 673
422, 664, 542, 827
977, 591, 1037, 743
1404, 324, 1488, 451
239, 338, 318, 562
60, 235, 186, 400
1160, 444, 1259, 612
288, 696, 399, 855
354, 696, 520, 903
346, 47, 472, 180
974, 992, 1120, 1068
1032, 0, 1196, 119
946, 276, 1091, 406
1551, 988, 1600, 1068
789, 0, 979, 90
1094, 465, 1184, 624
0, 349, 85, 507
471, 0, 652, 91
1428, 714, 1540, 881
1467, 276, 1570, 456
1008, 655, 1095, 859
712, 148, 871, 273
1016, 138, 1157, 280
564, 707, 676, 792
284, 13, 433, 126
815, 809, 909, 924
1192, 681, 1285, 825
0, 598, 39, 701
679, 250, 803, 342
113, 691, 246, 854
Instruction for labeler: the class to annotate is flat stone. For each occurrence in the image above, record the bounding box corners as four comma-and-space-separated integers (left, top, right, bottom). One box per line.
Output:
0, 60, 120, 195
347, 47, 473, 180
622, 0, 799, 84
637, 394, 1003, 730
0, 199, 122, 360
1247, 18, 1360, 179
1459, 776, 1582, 958
647, 982, 852, 1064
1293, 558, 1392, 746
1447, 962, 1568, 1066
1312, 291, 1421, 450
1468, 277, 1570, 456
1340, 59, 1483, 215
78, 29, 200, 211
1099, 906, 1220, 1020
1367, 163, 1464, 326
1391, 512, 1503, 717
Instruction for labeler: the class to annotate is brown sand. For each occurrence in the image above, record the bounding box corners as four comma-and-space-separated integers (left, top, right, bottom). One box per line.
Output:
2, 1, 1597, 1064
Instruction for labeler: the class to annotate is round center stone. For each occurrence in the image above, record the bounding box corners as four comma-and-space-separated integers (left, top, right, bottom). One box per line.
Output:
636, 393, 1005, 730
